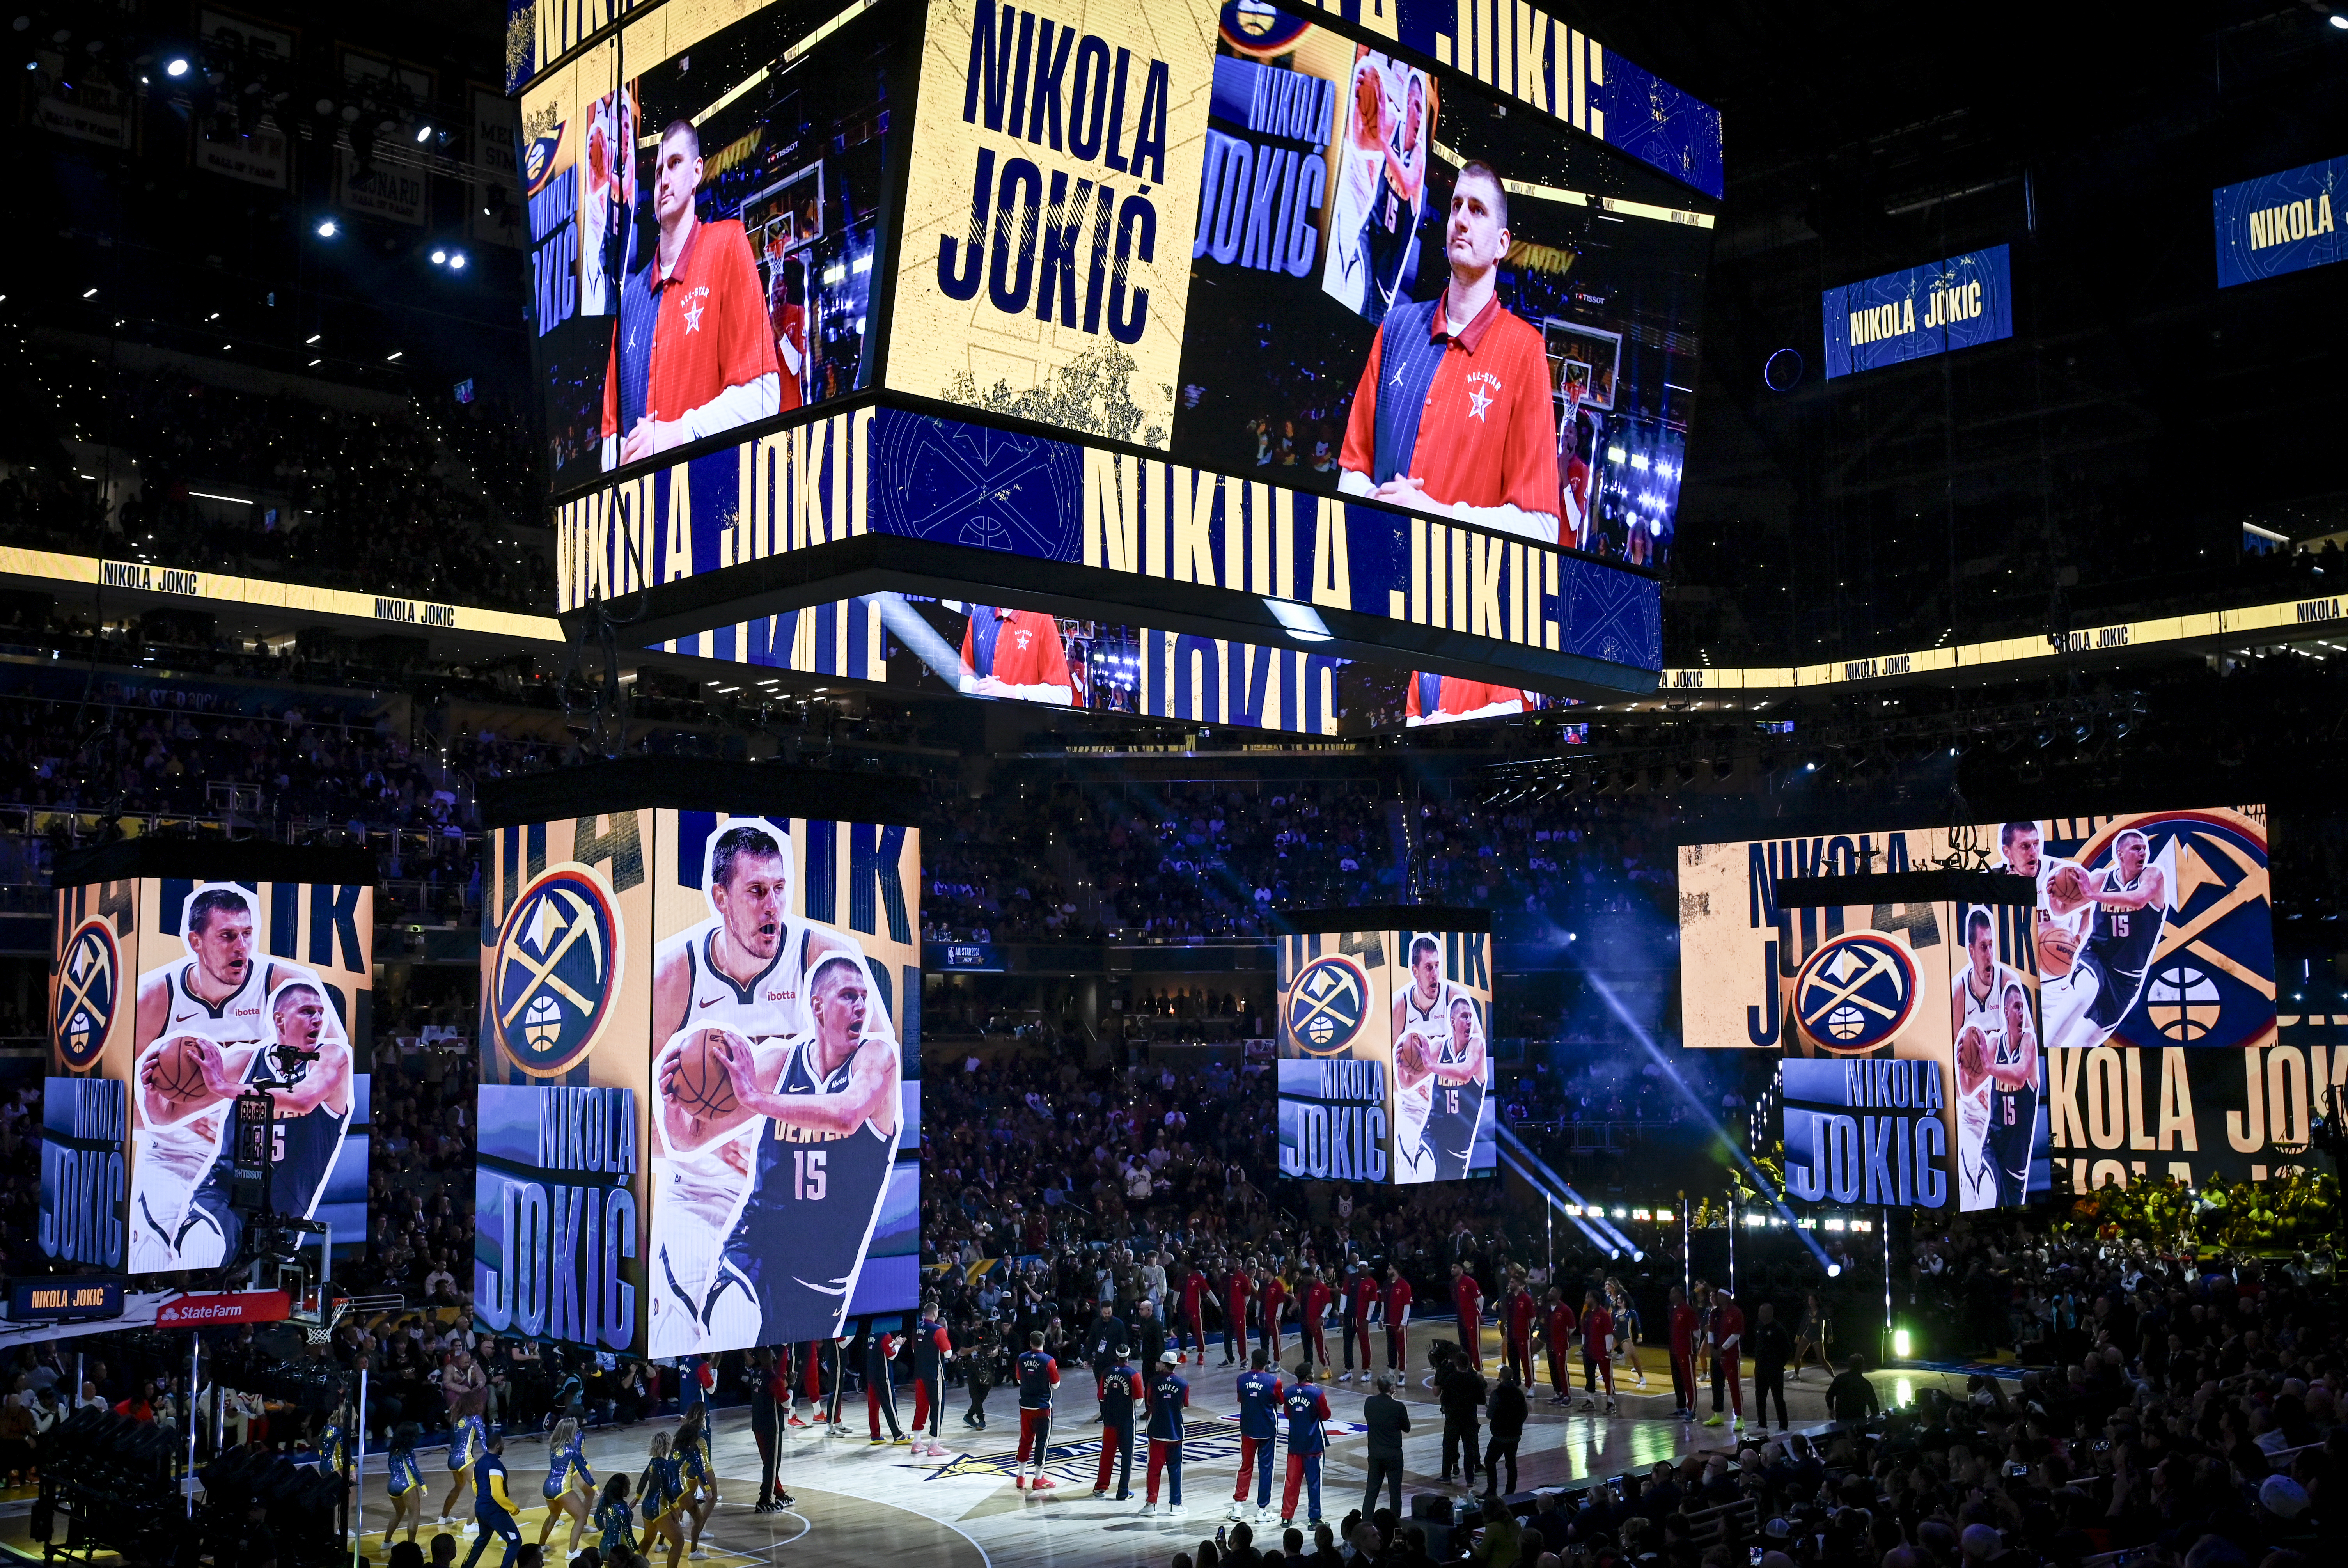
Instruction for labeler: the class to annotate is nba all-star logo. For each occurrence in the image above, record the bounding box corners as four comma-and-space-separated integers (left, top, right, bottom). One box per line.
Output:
493, 865, 622, 1076
54, 919, 120, 1071
1792, 933, 1918, 1055
1287, 955, 1370, 1056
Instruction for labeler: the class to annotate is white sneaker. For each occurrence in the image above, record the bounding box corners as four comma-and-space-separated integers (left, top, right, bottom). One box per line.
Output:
1141, 1502, 1160, 1517
1259, 1506, 1283, 1526
692, 1552, 709, 1562
1227, 1502, 1246, 1521
1167, 1502, 1186, 1518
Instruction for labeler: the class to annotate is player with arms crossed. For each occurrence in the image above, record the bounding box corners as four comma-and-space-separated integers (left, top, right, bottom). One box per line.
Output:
1949, 908, 2024, 1211
647, 820, 892, 1353
1998, 822, 2098, 1061
2058, 828, 2169, 1053
657, 953, 902, 1351
129, 887, 348, 1270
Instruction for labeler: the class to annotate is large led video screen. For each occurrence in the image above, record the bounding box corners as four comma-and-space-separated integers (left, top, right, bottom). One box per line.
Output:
1679, 807, 2283, 1196
1277, 917, 1493, 1185
43, 873, 372, 1277
889, 0, 1713, 564
474, 805, 920, 1355
524, 0, 912, 490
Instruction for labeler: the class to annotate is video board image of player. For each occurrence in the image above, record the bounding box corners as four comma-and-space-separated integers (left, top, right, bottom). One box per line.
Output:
648, 818, 909, 1356
530, 0, 906, 485
1389, 933, 1490, 1185
1174, 1, 1711, 562
1950, 906, 2044, 1212
128, 885, 355, 1273
1994, 816, 2238, 1054
1321, 50, 1434, 325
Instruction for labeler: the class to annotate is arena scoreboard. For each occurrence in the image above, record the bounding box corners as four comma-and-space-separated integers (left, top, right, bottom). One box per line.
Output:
513, 0, 1722, 707
472, 759, 922, 1356
1676, 807, 2299, 1201
1276, 906, 1495, 1185
42, 841, 375, 1279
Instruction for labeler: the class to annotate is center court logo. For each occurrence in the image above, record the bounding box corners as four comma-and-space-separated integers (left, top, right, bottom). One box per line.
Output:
1792, 933, 1918, 1055
54, 920, 119, 1071
492, 865, 622, 1077
1287, 955, 1369, 1055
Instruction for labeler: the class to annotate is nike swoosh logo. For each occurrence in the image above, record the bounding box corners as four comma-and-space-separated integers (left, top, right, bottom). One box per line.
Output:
698, 998, 720, 1008
174, 1013, 199, 1023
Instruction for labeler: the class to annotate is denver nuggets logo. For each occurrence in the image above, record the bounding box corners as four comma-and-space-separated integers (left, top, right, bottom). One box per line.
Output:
1287, 955, 1369, 1055
492, 866, 621, 1077
2072, 811, 2273, 1051
1791, 933, 1917, 1055
1218, 0, 1313, 54
523, 122, 565, 197
53, 920, 119, 1071
2145, 965, 2221, 1041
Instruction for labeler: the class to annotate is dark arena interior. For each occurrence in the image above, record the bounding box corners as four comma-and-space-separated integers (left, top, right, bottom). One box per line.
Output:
1, 2, 2345, 1568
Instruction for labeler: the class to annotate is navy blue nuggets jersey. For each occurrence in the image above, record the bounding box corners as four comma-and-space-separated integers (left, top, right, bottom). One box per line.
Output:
722, 1036, 900, 1343
2089, 870, 2161, 979
1424, 1042, 1484, 1176
1100, 1363, 1139, 1428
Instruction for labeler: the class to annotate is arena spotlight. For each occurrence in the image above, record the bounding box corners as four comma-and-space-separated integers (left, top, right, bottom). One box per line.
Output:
2333, 12, 2348, 28
447, 251, 467, 270
165, 56, 189, 77
316, 218, 337, 238
1827, 1263, 1843, 1278
415, 122, 432, 142
430, 248, 447, 264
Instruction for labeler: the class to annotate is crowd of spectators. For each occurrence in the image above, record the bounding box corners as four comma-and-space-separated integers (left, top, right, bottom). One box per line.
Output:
10, 348, 553, 610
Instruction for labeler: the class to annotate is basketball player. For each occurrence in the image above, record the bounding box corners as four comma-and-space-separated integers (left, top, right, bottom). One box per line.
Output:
1949, 908, 2021, 1212
1559, 408, 1594, 550
1389, 1032, 1436, 1185
658, 954, 903, 1351
1988, 981, 2041, 1206
129, 887, 346, 1271
770, 256, 809, 415
1997, 821, 2097, 1061
2059, 828, 2169, 1054
1405, 673, 1525, 728
1419, 995, 1487, 1179
1337, 161, 1562, 543
647, 819, 893, 1355
960, 607, 1076, 705
1321, 54, 1398, 316
600, 119, 781, 470
1358, 71, 1430, 328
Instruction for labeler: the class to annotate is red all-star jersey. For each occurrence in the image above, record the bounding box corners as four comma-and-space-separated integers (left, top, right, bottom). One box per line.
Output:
1339, 290, 1561, 521
602, 217, 778, 440
960, 608, 1073, 691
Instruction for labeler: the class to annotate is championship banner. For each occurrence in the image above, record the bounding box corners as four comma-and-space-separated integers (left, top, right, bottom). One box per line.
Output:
474, 768, 921, 1357
1277, 911, 1493, 1186
2213, 154, 2345, 289
1822, 245, 2013, 380
335, 149, 429, 227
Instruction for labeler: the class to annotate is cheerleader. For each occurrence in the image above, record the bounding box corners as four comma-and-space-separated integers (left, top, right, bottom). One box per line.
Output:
384, 1421, 427, 1547
537, 1417, 595, 1556
438, 1410, 488, 1523
637, 1430, 686, 1568
1605, 1277, 1648, 1388
676, 1405, 718, 1557
594, 1472, 638, 1559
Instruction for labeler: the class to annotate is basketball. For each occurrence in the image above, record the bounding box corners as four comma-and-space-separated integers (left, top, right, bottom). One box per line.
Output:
1396, 1034, 1429, 1077
2039, 926, 2080, 979
148, 1033, 211, 1101
2047, 864, 2087, 905
1354, 65, 1382, 138
1957, 1025, 1986, 1077
670, 1027, 743, 1119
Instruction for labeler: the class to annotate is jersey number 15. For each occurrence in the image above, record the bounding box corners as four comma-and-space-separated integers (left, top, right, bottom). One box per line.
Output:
793, 1148, 828, 1201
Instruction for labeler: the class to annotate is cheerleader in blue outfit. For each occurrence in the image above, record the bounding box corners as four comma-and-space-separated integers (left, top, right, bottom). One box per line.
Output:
637, 1430, 686, 1568
536, 1417, 595, 1557
677, 1405, 719, 1558
438, 1411, 488, 1523
593, 1472, 637, 1559
385, 1422, 427, 1547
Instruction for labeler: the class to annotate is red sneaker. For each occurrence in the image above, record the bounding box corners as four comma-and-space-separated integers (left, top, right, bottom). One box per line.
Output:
1014, 1477, 1029, 1490
1032, 1476, 1058, 1490
787, 1416, 808, 1428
